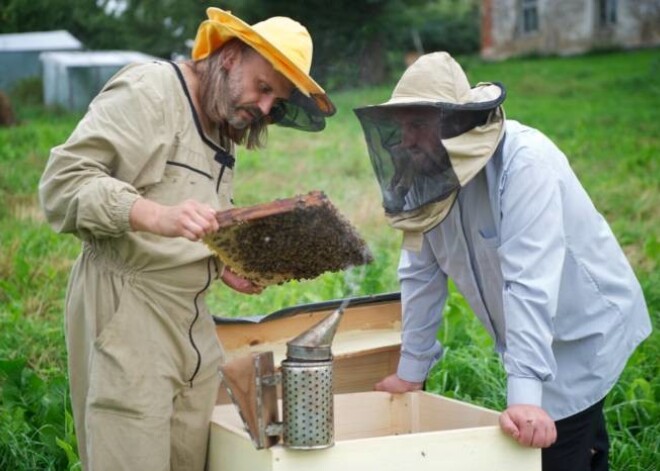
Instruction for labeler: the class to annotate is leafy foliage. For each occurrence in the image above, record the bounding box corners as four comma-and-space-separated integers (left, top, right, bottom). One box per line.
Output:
0, 360, 77, 470
221, 0, 481, 88
1, 1, 482, 87
412, 1, 481, 55
0, 0, 207, 59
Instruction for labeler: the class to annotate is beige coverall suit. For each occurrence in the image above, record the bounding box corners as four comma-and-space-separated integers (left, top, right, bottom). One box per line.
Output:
39, 61, 233, 470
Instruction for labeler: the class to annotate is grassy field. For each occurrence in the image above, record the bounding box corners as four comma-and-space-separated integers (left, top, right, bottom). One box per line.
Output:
1, 49, 658, 470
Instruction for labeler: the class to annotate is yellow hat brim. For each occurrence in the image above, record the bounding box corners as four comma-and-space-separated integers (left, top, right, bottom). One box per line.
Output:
193, 8, 335, 115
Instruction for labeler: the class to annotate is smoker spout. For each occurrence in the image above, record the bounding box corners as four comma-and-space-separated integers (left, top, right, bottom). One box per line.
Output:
286, 299, 349, 361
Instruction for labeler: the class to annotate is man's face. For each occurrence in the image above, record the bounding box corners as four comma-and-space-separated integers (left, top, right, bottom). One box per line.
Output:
390, 107, 449, 175
225, 51, 294, 130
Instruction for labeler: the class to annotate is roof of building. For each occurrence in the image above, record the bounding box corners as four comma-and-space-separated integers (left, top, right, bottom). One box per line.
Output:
0, 30, 83, 52
40, 50, 158, 67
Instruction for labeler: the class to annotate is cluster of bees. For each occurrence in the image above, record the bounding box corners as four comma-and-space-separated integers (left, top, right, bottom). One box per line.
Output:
204, 193, 373, 287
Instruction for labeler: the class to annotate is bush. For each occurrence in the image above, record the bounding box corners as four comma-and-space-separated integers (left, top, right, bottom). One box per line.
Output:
0, 91, 17, 127
10, 76, 43, 108
417, 12, 481, 56
0, 360, 79, 470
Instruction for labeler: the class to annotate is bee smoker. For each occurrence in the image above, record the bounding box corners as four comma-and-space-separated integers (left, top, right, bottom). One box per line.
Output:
219, 300, 347, 450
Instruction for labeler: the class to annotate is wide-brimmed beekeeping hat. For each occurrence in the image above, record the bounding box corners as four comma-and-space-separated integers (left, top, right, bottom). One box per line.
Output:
193, 7, 335, 131
354, 51, 506, 250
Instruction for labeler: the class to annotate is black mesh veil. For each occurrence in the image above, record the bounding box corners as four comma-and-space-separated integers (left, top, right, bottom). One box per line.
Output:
354, 104, 493, 214
268, 89, 334, 132
355, 105, 470, 214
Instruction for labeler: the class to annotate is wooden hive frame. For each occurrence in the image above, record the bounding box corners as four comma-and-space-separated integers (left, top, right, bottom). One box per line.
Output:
204, 191, 372, 287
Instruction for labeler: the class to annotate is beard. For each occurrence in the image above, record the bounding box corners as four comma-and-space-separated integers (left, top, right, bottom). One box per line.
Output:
225, 67, 264, 130
410, 148, 450, 175
392, 141, 451, 177
193, 45, 268, 149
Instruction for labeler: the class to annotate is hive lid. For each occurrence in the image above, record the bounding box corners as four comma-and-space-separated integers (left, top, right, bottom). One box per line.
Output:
204, 191, 373, 287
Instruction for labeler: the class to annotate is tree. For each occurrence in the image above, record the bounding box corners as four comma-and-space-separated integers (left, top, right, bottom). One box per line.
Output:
0, 0, 207, 59
222, 0, 481, 88
222, 0, 422, 88
1, 0, 482, 89
0, 0, 117, 44
107, 0, 207, 58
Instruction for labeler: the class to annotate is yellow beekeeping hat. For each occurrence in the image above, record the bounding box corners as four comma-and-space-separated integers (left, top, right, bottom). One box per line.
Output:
193, 7, 335, 116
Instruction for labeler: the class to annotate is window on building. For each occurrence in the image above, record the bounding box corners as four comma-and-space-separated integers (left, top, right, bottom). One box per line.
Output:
521, 0, 539, 34
598, 0, 617, 26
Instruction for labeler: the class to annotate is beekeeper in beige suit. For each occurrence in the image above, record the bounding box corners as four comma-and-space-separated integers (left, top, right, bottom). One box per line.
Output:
39, 8, 335, 471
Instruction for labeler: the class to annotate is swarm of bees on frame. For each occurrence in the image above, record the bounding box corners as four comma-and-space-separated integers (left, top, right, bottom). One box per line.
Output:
204, 191, 373, 287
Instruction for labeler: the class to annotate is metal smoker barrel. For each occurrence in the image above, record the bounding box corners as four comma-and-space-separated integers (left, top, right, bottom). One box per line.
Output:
281, 300, 347, 449
281, 359, 334, 449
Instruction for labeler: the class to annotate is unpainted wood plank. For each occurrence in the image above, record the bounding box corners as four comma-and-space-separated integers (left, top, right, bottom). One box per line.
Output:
215, 301, 401, 352
208, 421, 273, 471
209, 392, 541, 471
218, 347, 400, 405
213, 191, 326, 229
212, 403, 248, 435
333, 392, 397, 440
263, 426, 540, 471
333, 347, 400, 395
225, 329, 400, 365
415, 392, 500, 431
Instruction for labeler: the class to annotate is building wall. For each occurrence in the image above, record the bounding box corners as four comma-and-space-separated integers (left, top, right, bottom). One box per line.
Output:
481, 0, 660, 59
41, 52, 157, 111
0, 31, 82, 93
0, 51, 43, 91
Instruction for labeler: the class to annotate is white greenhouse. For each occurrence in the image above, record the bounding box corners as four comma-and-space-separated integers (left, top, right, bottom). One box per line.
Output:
0, 30, 82, 92
40, 51, 157, 111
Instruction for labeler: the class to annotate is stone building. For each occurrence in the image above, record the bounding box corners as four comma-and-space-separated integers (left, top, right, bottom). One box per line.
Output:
481, 0, 660, 59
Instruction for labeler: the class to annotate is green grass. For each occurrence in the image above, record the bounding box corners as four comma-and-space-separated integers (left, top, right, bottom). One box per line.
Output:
1, 49, 658, 470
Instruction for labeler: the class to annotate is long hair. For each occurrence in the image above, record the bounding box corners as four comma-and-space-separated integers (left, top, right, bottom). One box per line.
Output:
192, 40, 268, 150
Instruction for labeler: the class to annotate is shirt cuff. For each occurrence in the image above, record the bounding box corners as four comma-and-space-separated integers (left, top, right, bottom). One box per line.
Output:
507, 376, 543, 407
115, 191, 141, 233
397, 353, 435, 383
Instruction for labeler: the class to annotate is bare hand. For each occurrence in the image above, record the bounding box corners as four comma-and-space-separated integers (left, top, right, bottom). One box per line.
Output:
130, 198, 219, 241
374, 374, 423, 393
499, 404, 557, 448
221, 267, 263, 295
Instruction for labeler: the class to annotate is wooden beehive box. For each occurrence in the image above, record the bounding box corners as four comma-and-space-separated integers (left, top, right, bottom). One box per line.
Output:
208, 391, 540, 471
214, 293, 403, 404
211, 294, 541, 470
